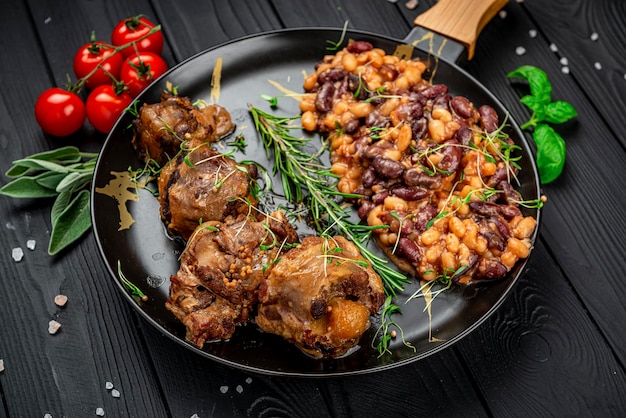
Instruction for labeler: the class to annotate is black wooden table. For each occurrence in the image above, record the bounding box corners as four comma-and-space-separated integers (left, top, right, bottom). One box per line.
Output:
1, 0, 625, 416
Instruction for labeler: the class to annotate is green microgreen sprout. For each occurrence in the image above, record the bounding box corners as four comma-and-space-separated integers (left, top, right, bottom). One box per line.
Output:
372, 296, 416, 357
117, 260, 148, 303
326, 20, 349, 51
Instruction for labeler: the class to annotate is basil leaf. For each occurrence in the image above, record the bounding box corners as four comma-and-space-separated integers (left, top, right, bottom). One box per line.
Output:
5, 146, 82, 178
533, 123, 566, 184
544, 101, 578, 124
520, 95, 547, 121
0, 177, 59, 198
507, 65, 552, 104
48, 189, 92, 255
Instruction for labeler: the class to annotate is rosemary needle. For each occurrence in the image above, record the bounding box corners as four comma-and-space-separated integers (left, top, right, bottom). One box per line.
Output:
248, 104, 409, 295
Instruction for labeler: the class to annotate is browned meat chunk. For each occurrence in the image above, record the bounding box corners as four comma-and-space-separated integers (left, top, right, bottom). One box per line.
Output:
157, 142, 257, 240
166, 212, 299, 348
132, 92, 234, 165
256, 236, 385, 358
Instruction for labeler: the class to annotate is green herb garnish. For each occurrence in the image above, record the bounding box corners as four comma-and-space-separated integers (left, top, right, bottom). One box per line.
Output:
0, 146, 98, 255
507, 65, 577, 183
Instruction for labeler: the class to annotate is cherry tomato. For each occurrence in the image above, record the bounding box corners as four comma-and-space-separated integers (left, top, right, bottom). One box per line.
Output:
119, 52, 168, 97
34, 88, 86, 137
73, 41, 123, 90
111, 16, 163, 57
85, 84, 133, 134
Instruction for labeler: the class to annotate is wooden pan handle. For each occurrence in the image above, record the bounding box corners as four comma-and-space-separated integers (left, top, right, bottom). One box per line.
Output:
413, 0, 507, 60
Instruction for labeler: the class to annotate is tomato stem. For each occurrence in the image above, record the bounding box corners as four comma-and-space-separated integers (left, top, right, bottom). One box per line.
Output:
72, 24, 162, 93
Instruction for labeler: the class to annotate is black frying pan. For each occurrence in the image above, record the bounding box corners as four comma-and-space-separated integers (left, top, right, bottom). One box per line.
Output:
91, 1, 541, 377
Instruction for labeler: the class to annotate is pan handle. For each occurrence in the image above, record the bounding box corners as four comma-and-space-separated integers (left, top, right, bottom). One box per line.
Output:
413, 0, 507, 60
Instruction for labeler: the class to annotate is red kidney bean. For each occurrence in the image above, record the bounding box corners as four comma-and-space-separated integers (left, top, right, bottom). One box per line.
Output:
433, 93, 451, 111
497, 180, 521, 204
451, 96, 474, 119
410, 117, 427, 139
318, 68, 348, 84
347, 40, 373, 54
315, 82, 334, 112
490, 215, 512, 240
475, 258, 508, 280
420, 84, 448, 99
391, 185, 428, 201
436, 139, 462, 174
413, 203, 437, 232
365, 110, 389, 128
357, 200, 375, 220
479, 105, 499, 133
396, 238, 421, 265
469, 201, 501, 217
400, 217, 415, 236
403, 168, 442, 189
454, 125, 473, 145
343, 118, 360, 134
372, 156, 404, 179
372, 191, 389, 205
361, 167, 377, 188
478, 219, 506, 251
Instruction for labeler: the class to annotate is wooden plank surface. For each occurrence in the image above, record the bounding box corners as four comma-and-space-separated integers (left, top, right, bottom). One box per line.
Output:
0, 0, 624, 416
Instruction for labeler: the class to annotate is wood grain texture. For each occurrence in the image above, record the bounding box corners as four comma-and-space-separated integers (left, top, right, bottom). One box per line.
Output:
458, 240, 626, 416
0, 0, 625, 416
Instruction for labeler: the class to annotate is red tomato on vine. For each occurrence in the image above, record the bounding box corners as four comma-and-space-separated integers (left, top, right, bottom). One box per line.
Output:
86, 84, 133, 134
34, 88, 86, 137
73, 40, 123, 90
111, 16, 164, 57
119, 52, 169, 97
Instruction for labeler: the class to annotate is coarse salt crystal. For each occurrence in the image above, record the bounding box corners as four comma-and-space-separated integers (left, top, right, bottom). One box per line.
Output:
105, 381, 114, 390
12, 247, 24, 262
499, 10, 507, 19
245, 377, 252, 384
561, 66, 570, 74
44, 17, 52, 24
48, 320, 61, 334
590, 32, 599, 41
529, 29, 537, 38
190, 415, 200, 418
594, 62, 602, 70
515, 46, 526, 56
560, 57, 569, 66
220, 385, 229, 393
44, 414, 53, 418
95, 407, 105, 416
26, 239, 36, 250
236, 385, 244, 393
405, 0, 419, 10
0, 359, 4, 373
54, 294, 68, 307
550, 43, 558, 52
111, 389, 121, 398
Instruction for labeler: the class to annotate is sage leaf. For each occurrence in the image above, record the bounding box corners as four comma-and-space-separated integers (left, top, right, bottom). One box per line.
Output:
56, 171, 93, 193
544, 101, 578, 124
533, 123, 566, 184
5, 146, 82, 178
48, 189, 92, 255
0, 177, 59, 198
9, 158, 70, 174
51, 191, 72, 226
507, 65, 552, 104
35, 171, 67, 190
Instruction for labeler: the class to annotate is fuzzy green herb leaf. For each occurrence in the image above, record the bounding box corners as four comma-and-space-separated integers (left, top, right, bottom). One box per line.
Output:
1, 147, 99, 254
48, 189, 91, 255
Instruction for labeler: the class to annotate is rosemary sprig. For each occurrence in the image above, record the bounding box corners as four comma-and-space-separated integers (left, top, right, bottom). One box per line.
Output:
248, 104, 409, 295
